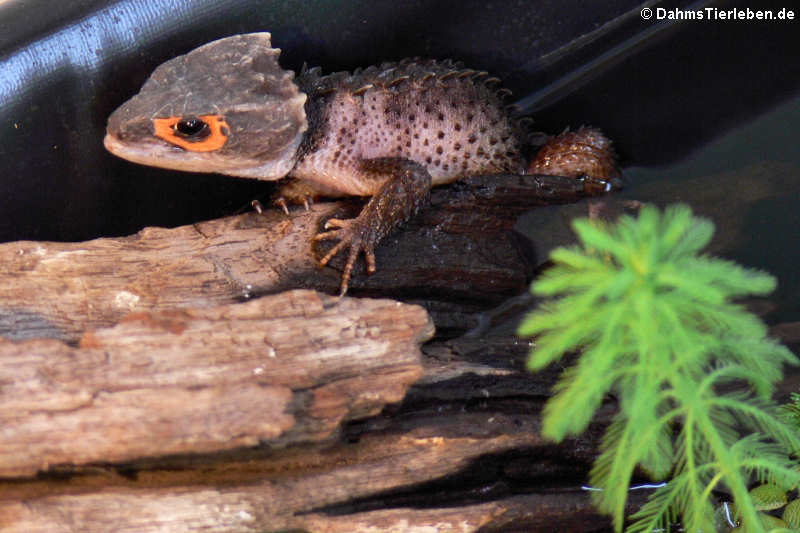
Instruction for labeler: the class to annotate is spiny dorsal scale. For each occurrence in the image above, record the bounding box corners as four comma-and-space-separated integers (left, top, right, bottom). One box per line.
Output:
103, 32, 620, 297
351, 84, 373, 96
386, 75, 410, 88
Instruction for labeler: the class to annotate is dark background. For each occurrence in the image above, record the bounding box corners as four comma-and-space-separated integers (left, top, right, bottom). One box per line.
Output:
0, 0, 797, 243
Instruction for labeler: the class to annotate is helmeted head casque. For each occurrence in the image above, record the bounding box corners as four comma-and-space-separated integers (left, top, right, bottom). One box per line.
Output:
105, 33, 308, 180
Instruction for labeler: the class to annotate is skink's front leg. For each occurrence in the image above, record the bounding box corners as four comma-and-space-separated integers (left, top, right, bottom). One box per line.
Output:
314, 158, 432, 296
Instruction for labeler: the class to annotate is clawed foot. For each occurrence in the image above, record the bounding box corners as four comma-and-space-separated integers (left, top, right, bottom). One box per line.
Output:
313, 216, 377, 297
273, 195, 312, 215
273, 180, 321, 215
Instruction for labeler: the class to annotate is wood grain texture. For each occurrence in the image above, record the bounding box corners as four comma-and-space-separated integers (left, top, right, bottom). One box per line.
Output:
0, 428, 544, 532
0, 289, 432, 477
0, 331, 624, 533
0, 174, 591, 342
0, 174, 614, 531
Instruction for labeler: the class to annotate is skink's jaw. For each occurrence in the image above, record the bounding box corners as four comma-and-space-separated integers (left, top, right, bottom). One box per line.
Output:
103, 132, 207, 172
104, 126, 302, 179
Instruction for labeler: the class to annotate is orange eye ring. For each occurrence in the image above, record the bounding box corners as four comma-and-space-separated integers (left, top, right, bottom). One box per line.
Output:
153, 114, 229, 152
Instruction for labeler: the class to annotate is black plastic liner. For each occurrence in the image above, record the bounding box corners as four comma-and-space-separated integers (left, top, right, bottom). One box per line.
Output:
0, 0, 797, 242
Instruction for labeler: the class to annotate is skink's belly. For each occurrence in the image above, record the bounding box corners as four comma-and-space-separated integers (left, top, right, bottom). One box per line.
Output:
291, 149, 464, 197
292, 140, 519, 197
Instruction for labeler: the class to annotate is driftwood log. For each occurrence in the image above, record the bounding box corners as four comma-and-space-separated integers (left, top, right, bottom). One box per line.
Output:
0, 174, 590, 343
0, 174, 646, 532
0, 290, 432, 477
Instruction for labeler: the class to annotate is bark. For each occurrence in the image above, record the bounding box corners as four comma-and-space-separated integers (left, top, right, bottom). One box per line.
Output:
0, 325, 626, 532
0, 174, 627, 532
0, 290, 432, 478
0, 174, 590, 343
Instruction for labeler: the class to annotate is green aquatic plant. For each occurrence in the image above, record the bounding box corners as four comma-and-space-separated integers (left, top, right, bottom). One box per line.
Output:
782, 393, 800, 429
714, 483, 800, 531
518, 204, 800, 532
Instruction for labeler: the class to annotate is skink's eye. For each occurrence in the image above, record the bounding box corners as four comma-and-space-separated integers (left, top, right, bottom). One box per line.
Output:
174, 117, 209, 138
152, 114, 229, 152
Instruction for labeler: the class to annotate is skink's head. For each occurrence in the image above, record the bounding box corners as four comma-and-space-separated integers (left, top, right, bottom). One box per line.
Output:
104, 33, 307, 180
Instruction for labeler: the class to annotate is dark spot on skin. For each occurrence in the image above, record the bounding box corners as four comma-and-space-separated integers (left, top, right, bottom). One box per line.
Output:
340, 128, 347, 135
424, 105, 432, 113
454, 143, 461, 151
468, 135, 477, 144
422, 122, 429, 129
423, 139, 429, 146
371, 105, 376, 110
434, 159, 440, 166
334, 150, 341, 158
437, 112, 444, 121
462, 161, 469, 170
406, 141, 411, 147
409, 114, 415, 121
464, 152, 472, 159
454, 123, 462, 131
426, 156, 432, 164
351, 139, 356, 145
436, 146, 443, 155
405, 128, 410, 135
479, 126, 487, 134
489, 137, 498, 146
437, 131, 444, 139
443, 163, 449, 171
451, 155, 458, 162
413, 133, 419, 139
466, 113, 474, 122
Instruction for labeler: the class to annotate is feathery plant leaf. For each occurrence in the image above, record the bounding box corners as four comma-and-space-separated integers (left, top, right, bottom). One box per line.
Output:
517, 203, 799, 532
